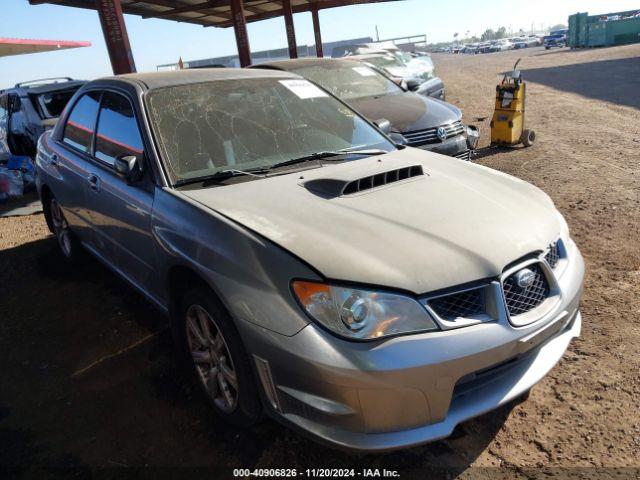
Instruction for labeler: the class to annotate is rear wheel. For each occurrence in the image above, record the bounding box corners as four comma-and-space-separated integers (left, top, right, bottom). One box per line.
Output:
174, 287, 261, 427
521, 129, 536, 147
49, 196, 82, 261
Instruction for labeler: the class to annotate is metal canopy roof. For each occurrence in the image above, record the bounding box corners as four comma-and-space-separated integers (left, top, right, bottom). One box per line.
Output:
29, 0, 399, 28
0, 37, 91, 58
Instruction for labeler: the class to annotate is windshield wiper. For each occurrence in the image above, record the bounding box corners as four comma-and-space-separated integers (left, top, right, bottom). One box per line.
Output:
174, 168, 268, 187
269, 148, 389, 171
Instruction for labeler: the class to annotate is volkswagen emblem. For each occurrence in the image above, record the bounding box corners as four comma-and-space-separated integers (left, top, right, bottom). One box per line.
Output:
436, 127, 447, 142
514, 268, 536, 288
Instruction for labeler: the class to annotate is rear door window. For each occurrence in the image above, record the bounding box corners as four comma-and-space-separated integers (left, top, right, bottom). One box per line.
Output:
62, 91, 101, 153
94, 92, 144, 166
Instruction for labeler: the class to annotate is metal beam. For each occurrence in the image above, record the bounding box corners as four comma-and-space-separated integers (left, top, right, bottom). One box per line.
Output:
96, 0, 136, 74
282, 0, 297, 59
230, 0, 252, 67
311, 3, 322, 57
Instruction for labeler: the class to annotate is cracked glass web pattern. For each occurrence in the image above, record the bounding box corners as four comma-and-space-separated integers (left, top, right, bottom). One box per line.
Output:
146, 78, 392, 183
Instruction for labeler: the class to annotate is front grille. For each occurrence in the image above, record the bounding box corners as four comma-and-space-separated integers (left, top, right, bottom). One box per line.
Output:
503, 263, 550, 317
545, 241, 560, 268
429, 288, 485, 321
454, 150, 470, 161
403, 120, 465, 146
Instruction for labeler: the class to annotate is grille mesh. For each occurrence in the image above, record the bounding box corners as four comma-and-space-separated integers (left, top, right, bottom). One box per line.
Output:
403, 120, 465, 146
429, 288, 485, 321
503, 263, 550, 317
545, 242, 560, 268
454, 150, 471, 161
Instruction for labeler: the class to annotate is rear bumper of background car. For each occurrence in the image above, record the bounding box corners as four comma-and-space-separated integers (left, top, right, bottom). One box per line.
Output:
237, 244, 584, 452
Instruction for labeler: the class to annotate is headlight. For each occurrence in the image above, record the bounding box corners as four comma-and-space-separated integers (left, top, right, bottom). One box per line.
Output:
292, 280, 438, 340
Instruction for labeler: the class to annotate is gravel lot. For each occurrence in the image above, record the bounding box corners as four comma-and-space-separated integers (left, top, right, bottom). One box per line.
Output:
1, 45, 639, 479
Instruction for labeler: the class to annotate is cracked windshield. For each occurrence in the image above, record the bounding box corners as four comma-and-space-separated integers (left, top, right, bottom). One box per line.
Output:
146, 77, 393, 183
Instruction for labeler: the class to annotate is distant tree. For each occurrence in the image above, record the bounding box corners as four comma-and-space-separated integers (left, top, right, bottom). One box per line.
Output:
481, 29, 495, 41
496, 26, 508, 38
453, 32, 459, 41
550, 23, 568, 32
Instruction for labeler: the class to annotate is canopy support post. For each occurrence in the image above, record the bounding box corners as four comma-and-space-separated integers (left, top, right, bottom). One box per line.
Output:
282, 0, 298, 59
96, 0, 136, 74
312, 4, 323, 57
230, 0, 252, 67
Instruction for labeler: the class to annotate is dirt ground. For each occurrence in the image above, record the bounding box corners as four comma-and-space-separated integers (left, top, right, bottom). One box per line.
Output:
1, 45, 639, 479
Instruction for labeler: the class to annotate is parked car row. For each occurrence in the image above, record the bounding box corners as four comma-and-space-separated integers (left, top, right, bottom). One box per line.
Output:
458, 35, 543, 54
335, 43, 447, 101
35, 66, 584, 452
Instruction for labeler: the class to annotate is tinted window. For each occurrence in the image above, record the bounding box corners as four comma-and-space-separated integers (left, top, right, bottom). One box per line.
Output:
95, 92, 144, 165
63, 92, 101, 153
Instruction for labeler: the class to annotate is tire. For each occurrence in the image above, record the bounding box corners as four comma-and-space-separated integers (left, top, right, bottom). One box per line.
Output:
49, 195, 83, 262
172, 286, 261, 427
521, 129, 536, 147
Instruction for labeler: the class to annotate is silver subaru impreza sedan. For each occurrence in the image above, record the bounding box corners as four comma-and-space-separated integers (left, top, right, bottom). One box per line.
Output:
36, 69, 583, 452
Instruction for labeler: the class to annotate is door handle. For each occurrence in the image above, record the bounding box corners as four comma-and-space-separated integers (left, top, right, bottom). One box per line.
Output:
49, 154, 59, 167
87, 174, 101, 191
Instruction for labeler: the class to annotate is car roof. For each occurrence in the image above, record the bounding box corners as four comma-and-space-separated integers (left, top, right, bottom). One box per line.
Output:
2, 79, 85, 96
97, 67, 300, 90
253, 57, 361, 72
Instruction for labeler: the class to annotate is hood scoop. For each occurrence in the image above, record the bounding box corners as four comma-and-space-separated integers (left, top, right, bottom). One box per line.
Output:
304, 165, 425, 198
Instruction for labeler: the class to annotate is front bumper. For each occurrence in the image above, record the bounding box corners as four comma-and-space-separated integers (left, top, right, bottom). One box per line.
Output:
238, 243, 584, 452
416, 134, 469, 159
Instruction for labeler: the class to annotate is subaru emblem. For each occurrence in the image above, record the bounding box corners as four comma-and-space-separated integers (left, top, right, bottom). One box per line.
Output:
437, 127, 447, 142
514, 268, 536, 288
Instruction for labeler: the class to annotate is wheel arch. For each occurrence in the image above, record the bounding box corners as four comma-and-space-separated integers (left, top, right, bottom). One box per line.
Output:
166, 264, 230, 319
39, 184, 55, 233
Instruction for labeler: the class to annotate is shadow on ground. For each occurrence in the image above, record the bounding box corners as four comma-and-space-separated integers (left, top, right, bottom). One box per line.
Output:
0, 234, 518, 478
523, 57, 640, 109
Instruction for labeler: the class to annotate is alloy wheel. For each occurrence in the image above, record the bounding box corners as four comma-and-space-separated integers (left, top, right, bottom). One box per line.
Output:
185, 304, 239, 413
50, 198, 72, 258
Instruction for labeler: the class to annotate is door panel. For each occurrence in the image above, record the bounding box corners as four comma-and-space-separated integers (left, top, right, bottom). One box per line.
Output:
49, 91, 102, 242
84, 91, 157, 291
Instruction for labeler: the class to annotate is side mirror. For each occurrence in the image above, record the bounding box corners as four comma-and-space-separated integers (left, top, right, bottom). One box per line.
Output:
114, 154, 142, 183
374, 118, 392, 135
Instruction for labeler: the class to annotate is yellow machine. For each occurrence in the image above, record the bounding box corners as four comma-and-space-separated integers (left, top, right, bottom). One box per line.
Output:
491, 59, 535, 147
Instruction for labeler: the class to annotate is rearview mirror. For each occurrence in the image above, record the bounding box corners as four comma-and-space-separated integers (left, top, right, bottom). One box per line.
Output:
374, 118, 392, 135
114, 155, 142, 183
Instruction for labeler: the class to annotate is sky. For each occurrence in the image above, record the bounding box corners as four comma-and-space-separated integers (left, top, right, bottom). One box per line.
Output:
1, 0, 638, 88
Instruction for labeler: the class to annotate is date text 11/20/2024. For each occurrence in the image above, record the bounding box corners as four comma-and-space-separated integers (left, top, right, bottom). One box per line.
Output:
233, 469, 401, 478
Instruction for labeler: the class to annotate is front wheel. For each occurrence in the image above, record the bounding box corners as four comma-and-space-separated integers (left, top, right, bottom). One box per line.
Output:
521, 129, 536, 147
49, 196, 82, 262
174, 287, 262, 427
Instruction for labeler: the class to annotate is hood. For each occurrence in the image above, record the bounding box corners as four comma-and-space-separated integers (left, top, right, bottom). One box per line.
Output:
350, 92, 460, 133
180, 148, 561, 295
